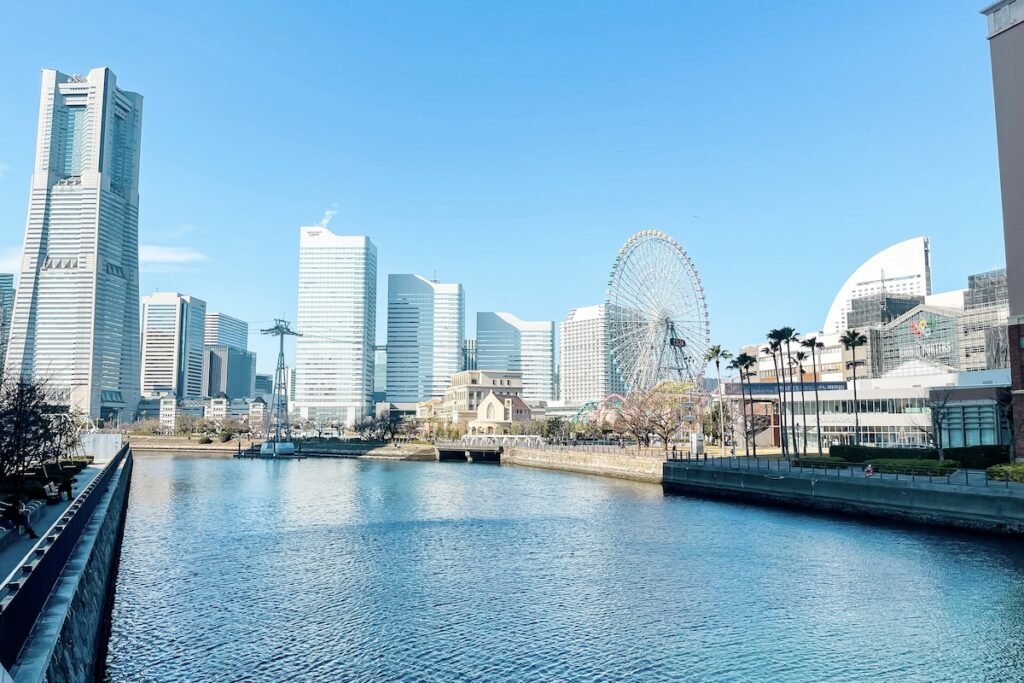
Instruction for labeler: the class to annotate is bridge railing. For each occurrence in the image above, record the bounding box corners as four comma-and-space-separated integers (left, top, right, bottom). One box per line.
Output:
0, 444, 132, 671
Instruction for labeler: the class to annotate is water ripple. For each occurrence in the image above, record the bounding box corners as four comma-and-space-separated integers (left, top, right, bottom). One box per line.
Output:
105, 457, 1024, 682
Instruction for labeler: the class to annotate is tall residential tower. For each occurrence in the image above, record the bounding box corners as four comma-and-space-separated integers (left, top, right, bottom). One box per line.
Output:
558, 304, 624, 404
385, 274, 464, 403
4, 68, 143, 421
293, 226, 376, 426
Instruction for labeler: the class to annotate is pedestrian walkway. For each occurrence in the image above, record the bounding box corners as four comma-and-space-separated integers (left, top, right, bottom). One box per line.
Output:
669, 455, 1024, 493
0, 466, 100, 587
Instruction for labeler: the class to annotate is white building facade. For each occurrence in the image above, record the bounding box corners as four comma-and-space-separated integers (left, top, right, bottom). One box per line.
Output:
822, 236, 932, 336
5, 68, 143, 421
476, 312, 555, 403
558, 304, 624, 404
204, 312, 248, 350
141, 292, 207, 399
293, 226, 376, 426
386, 274, 464, 403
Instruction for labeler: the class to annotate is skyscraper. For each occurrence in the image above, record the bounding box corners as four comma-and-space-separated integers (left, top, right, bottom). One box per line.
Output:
140, 292, 206, 399
293, 226, 376, 425
5, 68, 143, 421
204, 312, 248, 350
983, 0, 1024, 453
476, 312, 555, 403
0, 274, 14, 366
386, 274, 464, 403
202, 345, 256, 399
558, 304, 624, 404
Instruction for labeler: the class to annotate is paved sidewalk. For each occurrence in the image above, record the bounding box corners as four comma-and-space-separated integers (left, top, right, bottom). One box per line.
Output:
0, 466, 100, 586
669, 456, 1024, 493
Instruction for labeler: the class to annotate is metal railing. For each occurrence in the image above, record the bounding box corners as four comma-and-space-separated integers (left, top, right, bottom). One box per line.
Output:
0, 445, 132, 671
665, 453, 1024, 492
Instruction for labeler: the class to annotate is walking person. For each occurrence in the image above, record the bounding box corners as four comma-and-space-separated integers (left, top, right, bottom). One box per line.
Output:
59, 473, 77, 501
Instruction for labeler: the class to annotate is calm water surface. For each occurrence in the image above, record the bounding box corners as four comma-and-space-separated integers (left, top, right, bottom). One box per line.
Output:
106, 455, 1024, 682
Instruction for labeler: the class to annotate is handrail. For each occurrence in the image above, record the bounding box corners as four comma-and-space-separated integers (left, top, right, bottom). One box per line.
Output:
664, 453, 1024, 494
0, 444, 131, 671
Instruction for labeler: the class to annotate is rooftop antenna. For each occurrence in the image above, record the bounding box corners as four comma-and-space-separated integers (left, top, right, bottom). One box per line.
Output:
260, 319, 301, 451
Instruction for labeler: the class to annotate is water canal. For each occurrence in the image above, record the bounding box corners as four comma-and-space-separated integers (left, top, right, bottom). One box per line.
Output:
105, 454, 1024, 681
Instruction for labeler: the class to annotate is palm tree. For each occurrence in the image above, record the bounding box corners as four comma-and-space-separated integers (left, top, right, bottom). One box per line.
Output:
730, 352, 758, 457
794, 351, 809, 454
705, 345, 733, 456
800, 336, 825, 456
840, 329, 868, 445
764, 334, 787, 455
779, 327, 800, 457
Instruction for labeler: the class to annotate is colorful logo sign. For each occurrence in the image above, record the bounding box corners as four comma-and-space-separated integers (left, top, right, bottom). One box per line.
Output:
910, 319, 933, 338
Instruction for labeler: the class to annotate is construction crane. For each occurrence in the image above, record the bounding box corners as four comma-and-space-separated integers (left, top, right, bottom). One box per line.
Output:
260, 319, 301, 454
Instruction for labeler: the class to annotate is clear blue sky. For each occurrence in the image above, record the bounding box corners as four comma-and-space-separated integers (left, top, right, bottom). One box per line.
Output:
0, 1, 1006, 373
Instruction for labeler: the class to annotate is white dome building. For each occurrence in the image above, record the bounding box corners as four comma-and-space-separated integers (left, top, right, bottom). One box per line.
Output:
822, 236, 932, 335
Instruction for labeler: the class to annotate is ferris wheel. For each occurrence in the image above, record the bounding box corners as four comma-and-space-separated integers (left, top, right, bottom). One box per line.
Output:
606, 230, 711, 393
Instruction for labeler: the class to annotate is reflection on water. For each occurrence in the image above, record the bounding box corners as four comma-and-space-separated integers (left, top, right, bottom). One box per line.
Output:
106, 456, 1024, 682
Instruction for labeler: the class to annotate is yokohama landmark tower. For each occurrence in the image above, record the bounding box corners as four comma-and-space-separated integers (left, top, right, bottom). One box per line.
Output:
4, 67, 143, 422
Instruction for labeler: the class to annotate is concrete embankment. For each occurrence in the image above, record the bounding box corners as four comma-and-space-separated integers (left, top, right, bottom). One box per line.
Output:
503, 447, 663, 483
3, 449, 133, 681
663, 461, 1024, 534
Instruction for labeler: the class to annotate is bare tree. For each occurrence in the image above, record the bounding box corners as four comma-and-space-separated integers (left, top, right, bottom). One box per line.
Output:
928, 388, 956, 462
0, 377, 80, 491
648, 391, 685, 455
617, 391, 655, 454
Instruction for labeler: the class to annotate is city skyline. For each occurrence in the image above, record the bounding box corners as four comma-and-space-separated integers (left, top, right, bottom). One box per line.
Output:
0, 3, 1007, 374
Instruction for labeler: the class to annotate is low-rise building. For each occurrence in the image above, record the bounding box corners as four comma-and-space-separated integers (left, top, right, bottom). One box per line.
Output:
248, 396, 268, 437
159, 394, 178, 433
442, 370, 524, 427
468, 392, 532, 435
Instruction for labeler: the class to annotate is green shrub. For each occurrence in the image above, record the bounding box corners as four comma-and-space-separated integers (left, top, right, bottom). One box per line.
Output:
198, 435, 213, 445
830, 445, 937, 463
793, 457, 849, 469
987, 463, 1024, 482
864, 459, 960, 476
942, 445, 1010, 469
218, 431, 232, 443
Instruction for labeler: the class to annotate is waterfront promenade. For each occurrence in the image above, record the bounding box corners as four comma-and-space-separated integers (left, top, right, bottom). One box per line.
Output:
0, 467, 101, 589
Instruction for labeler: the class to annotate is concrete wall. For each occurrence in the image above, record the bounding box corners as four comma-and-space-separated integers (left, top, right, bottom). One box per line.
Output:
9, 455, 133, 682
663, 462, 1024, 534
504, 447, 663, 484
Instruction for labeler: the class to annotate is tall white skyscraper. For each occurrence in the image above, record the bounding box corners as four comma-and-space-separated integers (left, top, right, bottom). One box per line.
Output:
5, 68, 143, 421
386, 274, 464, 403
204, 312, 248, 350
0, 274, 14, 366
476, 312, 555, 403
559, 304, 624, 404
293, 226, 376, 425
140, 292, 206, 398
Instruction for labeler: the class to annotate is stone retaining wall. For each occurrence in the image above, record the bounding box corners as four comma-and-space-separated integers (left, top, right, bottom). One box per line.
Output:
663, 462, 1024, 534
9, 454, 133, 681
504, 448, 663, 483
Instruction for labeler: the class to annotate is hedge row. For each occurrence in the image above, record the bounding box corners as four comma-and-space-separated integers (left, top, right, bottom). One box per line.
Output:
792, 457, 849, 469
987, 464, 1024, 482
793, 457, 960, 476
865, 459, 960, 476
828, 444, 1009, 468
